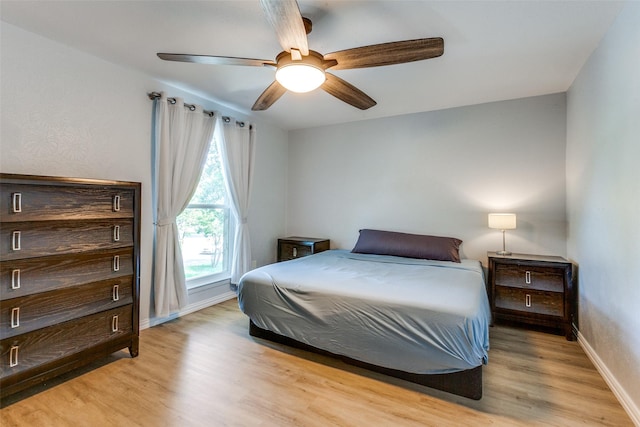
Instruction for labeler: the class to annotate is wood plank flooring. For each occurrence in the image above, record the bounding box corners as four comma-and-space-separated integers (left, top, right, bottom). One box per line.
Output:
1, 299, 633, 426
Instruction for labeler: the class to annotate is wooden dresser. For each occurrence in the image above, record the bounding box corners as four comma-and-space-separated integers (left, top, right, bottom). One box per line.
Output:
0, 174, 141, 399
277, 237, 330, 262
488, 252, 575, 340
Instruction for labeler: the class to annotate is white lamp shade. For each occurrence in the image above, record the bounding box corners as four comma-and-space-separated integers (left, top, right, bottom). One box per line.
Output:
488, 213, 517, 230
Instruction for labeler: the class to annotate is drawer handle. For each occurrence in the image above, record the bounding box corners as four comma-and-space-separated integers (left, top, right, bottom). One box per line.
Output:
113, 225, 120, 242
9, 346, 19, 367
112, 315, 119, 332
113, 255, 120, 272
11, 307, 20, 328
11, 269, 21, 290
525, 294, 532, 307
112, 284, 120, 302
12, 231, 21, 251
293, 247, 297, 258
525, 271, 531, 284
113, 195, 121, 212
12, 193, 22, 213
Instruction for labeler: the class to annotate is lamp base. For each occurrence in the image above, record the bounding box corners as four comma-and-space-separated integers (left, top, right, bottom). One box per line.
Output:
495, 250, 512, 256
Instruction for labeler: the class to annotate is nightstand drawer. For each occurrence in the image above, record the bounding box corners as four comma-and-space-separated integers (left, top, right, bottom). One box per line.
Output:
494, 286, 564, 317
495, 264, 565, 292
277, 237, 329, 262
279, 242, 312, 260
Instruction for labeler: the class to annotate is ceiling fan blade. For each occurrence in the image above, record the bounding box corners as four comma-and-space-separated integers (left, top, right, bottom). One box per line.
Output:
157, 53, 276, 67
259, 0, 309, 56
252, 81, 288, 111
324, 38, 444, 70
321, 73, 376, 110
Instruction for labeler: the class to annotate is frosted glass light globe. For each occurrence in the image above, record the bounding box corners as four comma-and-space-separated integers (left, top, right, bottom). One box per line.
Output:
276, 63, 326, 93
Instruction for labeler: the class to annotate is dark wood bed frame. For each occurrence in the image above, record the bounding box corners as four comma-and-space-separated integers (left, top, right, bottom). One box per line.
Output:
249, 320, 483, 400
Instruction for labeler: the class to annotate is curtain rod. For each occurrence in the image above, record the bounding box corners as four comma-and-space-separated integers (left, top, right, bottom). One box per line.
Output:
148, 91, 214, 117
147, 92, 251, 128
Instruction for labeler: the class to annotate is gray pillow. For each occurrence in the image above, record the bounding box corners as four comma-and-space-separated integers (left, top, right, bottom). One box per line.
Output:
351, 229, 462, 263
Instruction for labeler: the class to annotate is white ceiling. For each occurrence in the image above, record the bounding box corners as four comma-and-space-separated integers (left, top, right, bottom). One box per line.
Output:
0, 1, 625, 130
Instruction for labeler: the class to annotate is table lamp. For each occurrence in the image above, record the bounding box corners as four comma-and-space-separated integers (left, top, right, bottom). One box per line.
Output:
488, 213, 516, 255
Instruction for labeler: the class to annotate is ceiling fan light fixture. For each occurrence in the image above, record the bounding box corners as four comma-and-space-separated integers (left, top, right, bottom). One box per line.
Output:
276, 63, 325, 93
275, 50, 326, 93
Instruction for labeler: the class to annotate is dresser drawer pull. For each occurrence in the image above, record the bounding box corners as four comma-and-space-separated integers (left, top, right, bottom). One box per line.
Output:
293, 247, 297, 258
113, 195, 121, 212
11, 231, 21, 251
9, 346, 19, 367
112, 315, 119, 332
525, 271, 531, 284
113, 225, 120, 242
113, 255, 120, 272
11, 269, 21, 289
12, 193, 22, 213
525, 294, 532, 307
112, 284, 120, 302
11, 307, 20, 328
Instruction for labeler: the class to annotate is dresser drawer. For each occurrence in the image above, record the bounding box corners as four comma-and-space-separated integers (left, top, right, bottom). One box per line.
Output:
0, 183, 135, 222
494, 286, 564, 317
0, 219, 134, 260
1, 277, 133, 338
1, 248, 134, 300
0, 305, 133, 377
494, 264, 565, 292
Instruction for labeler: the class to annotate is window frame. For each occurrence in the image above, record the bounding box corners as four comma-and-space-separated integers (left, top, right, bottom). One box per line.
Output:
181, 204, 234, 289
177, 137, 235, 290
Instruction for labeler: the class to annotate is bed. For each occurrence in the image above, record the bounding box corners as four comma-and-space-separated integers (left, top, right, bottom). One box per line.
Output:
237, 230, 491, 399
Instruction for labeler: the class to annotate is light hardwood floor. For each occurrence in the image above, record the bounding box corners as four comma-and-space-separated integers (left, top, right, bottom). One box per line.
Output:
1, 299, 633, 426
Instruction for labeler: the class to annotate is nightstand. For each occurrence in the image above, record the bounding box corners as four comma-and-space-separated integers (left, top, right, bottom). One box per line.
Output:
488, 252, 576, 340
277, 237, 330, 262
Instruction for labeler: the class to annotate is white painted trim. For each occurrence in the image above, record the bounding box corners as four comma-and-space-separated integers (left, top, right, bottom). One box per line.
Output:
140, 291, 237, 330
577, 331, 640, 426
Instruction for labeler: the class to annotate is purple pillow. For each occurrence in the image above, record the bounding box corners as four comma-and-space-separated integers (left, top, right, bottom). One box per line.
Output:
351, 229, 462, 263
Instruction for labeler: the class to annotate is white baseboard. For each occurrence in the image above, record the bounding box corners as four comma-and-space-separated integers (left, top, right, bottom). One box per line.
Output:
140, 290, 237, 330
577, 331, 640, 426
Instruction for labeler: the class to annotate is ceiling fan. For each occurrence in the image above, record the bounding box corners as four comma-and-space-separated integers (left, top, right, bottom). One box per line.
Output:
157, 0, 444, 111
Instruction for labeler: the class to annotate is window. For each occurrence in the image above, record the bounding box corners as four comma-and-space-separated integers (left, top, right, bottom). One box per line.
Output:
176, 137, 233, 288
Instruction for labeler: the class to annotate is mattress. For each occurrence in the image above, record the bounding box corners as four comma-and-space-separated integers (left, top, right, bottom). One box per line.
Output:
237, 250, 490, 374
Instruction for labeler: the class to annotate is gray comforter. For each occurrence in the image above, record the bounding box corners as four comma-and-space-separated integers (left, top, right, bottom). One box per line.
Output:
238, 250, 490, 374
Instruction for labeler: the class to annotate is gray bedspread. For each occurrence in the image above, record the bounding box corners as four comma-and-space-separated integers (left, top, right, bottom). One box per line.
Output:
237, 250, 490, 374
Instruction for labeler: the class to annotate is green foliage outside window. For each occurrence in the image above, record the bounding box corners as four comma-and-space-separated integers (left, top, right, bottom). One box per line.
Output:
177, 139, 230, 280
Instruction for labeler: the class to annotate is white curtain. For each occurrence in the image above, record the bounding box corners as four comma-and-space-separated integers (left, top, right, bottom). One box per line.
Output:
153, 93, 216, 318
217, 118, 256, 284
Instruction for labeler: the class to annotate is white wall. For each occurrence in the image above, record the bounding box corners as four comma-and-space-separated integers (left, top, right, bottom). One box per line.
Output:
566, 2, 640, 421
0, 23, 288, 326
288, 93, 568, 264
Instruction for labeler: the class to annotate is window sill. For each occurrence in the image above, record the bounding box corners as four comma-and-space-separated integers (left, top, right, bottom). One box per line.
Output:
187, 275, 231, 294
